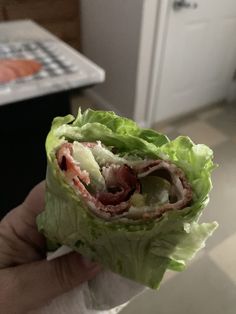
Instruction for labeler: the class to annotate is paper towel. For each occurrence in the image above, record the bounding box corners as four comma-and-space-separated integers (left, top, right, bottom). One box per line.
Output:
30, 246, 146, 314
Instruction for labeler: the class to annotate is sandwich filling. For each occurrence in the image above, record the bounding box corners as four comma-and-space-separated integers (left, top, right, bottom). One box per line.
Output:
57, 141, 192, 220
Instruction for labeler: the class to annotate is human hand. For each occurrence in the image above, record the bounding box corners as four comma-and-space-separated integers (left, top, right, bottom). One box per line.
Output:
0, 182, 101, 314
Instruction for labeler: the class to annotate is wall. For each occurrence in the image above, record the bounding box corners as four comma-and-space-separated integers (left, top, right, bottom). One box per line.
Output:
227, 81, 236, 102
80, 0, 144, 118
0, 0, 80, 50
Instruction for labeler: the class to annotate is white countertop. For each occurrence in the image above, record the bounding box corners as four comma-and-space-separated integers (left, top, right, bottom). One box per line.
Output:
0, 20, 105, 106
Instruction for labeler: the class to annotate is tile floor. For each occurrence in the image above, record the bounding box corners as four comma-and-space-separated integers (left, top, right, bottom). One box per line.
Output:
121, 102, 236, 314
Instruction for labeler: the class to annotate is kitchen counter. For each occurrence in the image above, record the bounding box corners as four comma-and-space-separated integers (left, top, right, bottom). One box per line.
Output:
0, 20, 105, 106
0, 20, 105, 217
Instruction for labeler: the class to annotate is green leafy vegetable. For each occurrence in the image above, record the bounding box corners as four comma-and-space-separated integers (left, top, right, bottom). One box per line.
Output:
37, 109, 218, 289
140, 176, 171, 206
72, 141, 105, 190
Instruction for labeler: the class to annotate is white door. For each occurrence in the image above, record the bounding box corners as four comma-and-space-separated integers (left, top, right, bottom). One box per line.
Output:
151, 0, 236, 123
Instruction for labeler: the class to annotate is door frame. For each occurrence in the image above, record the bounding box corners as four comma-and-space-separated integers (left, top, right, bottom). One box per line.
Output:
135, 0, 236, 127
134, 0, 171, 127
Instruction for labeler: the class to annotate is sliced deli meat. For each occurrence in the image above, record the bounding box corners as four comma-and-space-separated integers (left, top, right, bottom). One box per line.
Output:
56, 141, 193, 220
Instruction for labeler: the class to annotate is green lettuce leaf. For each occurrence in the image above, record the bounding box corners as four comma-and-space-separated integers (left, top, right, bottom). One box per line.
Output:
90, 142, 127, 166
37, 109, 218, 289
140, 176, 171, 206
72, 141, 105, 190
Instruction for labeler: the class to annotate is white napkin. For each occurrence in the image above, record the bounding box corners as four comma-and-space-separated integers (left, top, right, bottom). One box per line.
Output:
30, 246, 146, 314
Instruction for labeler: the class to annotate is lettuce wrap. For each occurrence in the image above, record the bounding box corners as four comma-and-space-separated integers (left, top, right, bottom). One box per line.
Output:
37, 109, 218, 289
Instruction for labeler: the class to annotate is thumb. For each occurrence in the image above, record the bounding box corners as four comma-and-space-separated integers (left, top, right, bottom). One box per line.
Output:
1, 252, 101, 313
